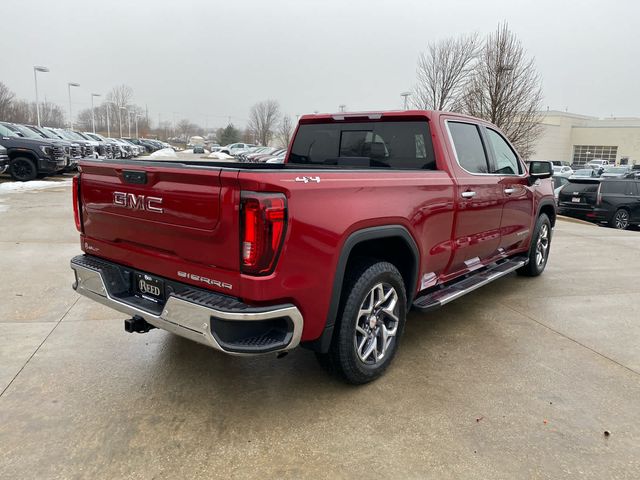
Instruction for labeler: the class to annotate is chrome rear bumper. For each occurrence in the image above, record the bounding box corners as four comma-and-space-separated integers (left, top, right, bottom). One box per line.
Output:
70, 255, 303, 355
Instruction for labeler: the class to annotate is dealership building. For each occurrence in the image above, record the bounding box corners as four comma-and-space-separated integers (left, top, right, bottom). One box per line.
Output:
531, 110, 640, 166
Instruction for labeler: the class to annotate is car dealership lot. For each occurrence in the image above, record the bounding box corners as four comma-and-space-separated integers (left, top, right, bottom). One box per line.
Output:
1, 178, 640, 479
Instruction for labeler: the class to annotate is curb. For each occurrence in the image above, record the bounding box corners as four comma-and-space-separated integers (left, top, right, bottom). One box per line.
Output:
557, 215, 597, 227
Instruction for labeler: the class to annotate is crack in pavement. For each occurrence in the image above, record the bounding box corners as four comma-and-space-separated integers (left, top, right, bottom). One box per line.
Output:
0, 297, 79, 399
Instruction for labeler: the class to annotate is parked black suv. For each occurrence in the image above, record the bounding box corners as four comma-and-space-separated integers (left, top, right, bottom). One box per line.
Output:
0, 123, 67, 181
558, 178, 640, 230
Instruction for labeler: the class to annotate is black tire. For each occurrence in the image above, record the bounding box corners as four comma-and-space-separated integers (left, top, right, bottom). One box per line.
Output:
9, 157, 38, 182
517, 213, 551, 277
609, 209, 630, 230
316, 260, 407, 384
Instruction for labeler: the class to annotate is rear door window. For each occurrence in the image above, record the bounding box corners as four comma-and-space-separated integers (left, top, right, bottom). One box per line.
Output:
447, 122, 489, 174
485, 128, 522, 175
601, 181, 628, 195
288, 121, 436, 170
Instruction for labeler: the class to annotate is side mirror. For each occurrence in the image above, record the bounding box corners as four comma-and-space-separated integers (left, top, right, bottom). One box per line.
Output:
528, 161, 553, 185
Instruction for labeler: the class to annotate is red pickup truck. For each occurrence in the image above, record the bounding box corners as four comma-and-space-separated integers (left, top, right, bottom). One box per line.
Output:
70, 111, 555, 384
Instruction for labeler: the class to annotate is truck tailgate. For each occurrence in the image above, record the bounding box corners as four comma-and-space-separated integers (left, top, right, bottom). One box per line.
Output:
79, 161, 240, 272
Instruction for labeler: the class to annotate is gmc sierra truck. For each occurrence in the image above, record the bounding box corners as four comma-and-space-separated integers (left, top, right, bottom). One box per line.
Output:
70, 111, 555, 384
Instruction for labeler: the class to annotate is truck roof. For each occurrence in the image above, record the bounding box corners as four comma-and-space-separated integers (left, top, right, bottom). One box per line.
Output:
298, 110, 488, 125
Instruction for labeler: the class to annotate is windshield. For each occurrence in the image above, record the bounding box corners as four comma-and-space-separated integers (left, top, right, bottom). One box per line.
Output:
0, 124, 21, 138
44, 128, 64, 139
574, 169, 594, 176
604, 167, 626, 173
7, 124, 45, 139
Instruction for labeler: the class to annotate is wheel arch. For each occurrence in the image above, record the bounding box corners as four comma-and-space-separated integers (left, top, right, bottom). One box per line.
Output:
537, 199, 556, 227
302, 225, 419, 353
8, 149, 39, 165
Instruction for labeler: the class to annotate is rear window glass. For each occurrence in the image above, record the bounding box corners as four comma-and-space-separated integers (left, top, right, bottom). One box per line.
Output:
564, 182, 599, 194
288, 121, 436, 169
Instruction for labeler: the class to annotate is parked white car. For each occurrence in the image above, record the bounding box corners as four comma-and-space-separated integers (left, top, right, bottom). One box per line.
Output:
587, 159, 610, 169
220, 143, 255, 155
552, 165, 573, 177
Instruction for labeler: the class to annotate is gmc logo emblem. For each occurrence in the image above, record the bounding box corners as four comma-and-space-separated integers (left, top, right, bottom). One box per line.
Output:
113, 191, 164, 213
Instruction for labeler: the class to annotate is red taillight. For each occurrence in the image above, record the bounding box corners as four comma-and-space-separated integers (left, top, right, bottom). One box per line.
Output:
240, 192, 287, 275
72, 174, 82, 232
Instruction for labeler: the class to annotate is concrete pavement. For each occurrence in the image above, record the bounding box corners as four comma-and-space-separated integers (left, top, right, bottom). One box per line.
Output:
1, 176, 639, 479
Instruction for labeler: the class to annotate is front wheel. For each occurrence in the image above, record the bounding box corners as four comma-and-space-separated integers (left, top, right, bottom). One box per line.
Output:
610, 209, 630, 230
316, 260, 407, 384
9, 157, 38, 182
517, 213, 551, 277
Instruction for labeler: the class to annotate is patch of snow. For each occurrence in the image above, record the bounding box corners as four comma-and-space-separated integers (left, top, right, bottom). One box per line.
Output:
149, 148, 179, 159
0, 179, 72, 194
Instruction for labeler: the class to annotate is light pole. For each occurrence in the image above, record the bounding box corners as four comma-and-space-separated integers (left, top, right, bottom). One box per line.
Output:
400, 91, 411, 110
33, 66, 50, 127
91, 93, 101, 133
135, 114, 141, 139
119, 106, 126, 138
128, 111, 133, 137
105, 102, 111, 138
67, 82, 80, 129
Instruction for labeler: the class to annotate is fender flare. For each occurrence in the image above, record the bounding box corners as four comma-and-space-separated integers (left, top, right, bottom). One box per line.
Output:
302, 225, 419, 353
536, 198, 557, 226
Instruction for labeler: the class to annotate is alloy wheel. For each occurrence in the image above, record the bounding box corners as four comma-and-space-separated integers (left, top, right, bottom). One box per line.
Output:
614, 210, 629, 229
12, 159, 35, 181
535, 223, 549, 267
354, 283, 399, 365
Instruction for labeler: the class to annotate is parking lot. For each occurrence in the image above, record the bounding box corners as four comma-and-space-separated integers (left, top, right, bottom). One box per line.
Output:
1, 177, 639, 479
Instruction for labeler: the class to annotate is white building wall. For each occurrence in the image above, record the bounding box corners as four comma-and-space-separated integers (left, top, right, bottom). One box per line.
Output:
531, 111, 640, 165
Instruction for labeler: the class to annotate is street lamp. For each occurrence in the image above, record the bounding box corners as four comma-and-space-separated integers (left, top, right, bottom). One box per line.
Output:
119, 106, 127, 138
91, 93, 101, 133
33, 66, 50, 127
135, 114, 141, 139
105, 101, 116, 138
67, 82, 80, 129
400, 91, 411, 110
128, 111, 133, 138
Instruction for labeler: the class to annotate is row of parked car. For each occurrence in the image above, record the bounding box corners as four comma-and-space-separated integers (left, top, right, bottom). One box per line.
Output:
0, 120, 175, 181
552, 160, 640, 180
208, 143, 287, 163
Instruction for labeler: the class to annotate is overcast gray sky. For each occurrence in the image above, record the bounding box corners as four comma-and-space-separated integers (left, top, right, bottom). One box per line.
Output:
3, 0, 639, 129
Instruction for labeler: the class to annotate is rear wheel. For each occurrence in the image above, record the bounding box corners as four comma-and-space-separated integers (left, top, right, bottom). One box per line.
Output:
610, 209, 630, 230
9, 157, 37, 182
316, 260, 407, 384
517, 213, 551, 277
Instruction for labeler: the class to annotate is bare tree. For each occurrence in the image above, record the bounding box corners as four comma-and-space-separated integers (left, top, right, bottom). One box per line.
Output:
276, 114, 295, 148
39, 100, 66, 127
0, 82, 15, 120
176, 119, 196, 141
248, 100, 280, 146
460, 23, 543, 158
106, 85, 134, 137
412, 34, 479, 111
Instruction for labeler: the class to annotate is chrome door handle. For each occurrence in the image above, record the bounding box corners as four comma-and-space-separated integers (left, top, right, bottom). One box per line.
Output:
461, 191, 476, 199
504, 188, 516, 194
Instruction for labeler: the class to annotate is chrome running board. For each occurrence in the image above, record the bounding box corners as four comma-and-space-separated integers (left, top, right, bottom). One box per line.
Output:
412, 257, 527, 312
